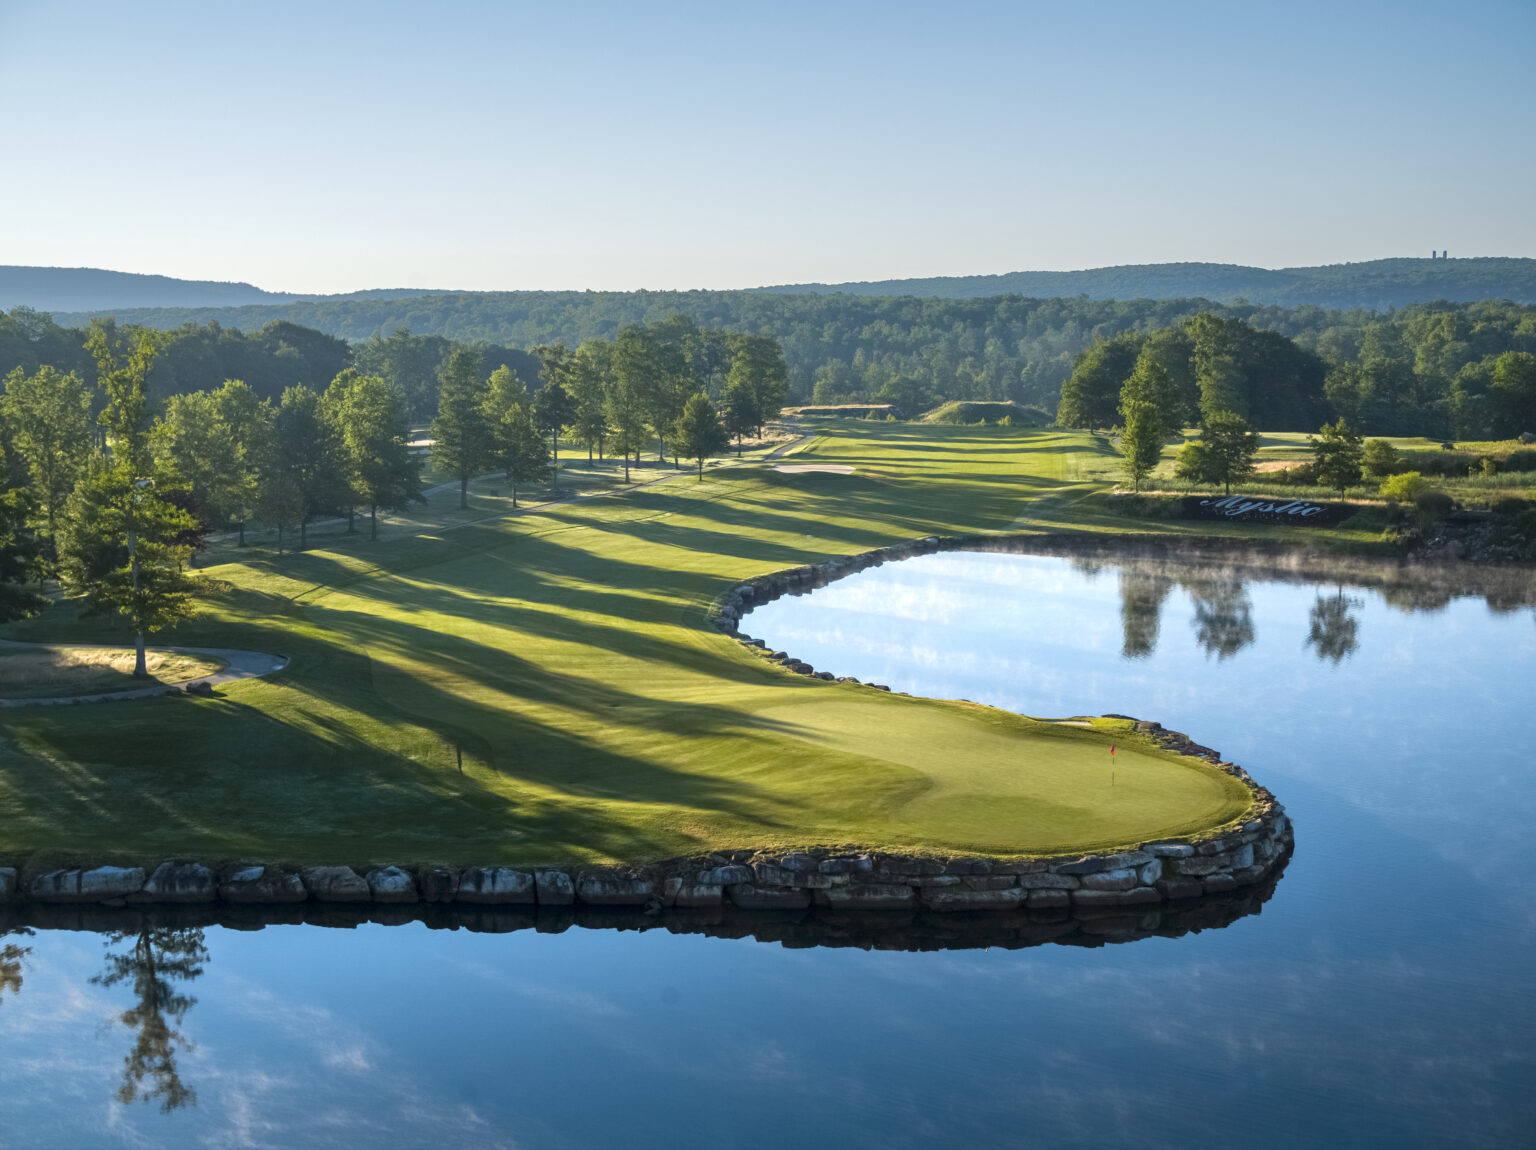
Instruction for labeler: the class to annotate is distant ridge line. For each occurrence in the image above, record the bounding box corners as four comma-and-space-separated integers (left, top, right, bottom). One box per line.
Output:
4, 256, 1535, 315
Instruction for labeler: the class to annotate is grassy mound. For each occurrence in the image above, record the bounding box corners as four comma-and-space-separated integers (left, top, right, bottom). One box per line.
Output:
0, 424, 1260, 867
921, 401, 1049, 426
0, 646, 226, 699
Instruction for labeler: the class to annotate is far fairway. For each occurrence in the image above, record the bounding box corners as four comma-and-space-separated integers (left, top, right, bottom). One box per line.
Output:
0, 424, 1260, 868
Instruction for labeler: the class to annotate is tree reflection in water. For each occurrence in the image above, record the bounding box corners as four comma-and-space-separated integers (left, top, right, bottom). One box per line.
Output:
1, 929, 30, 1005
91, 927, 207, 1112
1307, 590, 1362, 663
1118, 570, 1174, 659
1186, 577, 1256, 660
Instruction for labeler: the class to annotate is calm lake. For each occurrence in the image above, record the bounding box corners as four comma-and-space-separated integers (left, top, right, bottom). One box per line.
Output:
3, 549, 1533, 1148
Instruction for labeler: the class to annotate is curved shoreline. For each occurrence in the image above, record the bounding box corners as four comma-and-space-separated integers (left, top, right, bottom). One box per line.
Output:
0, 531, 1295, 924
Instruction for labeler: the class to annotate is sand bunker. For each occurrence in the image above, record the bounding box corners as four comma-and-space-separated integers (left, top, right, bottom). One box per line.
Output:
774, 465, 856, 474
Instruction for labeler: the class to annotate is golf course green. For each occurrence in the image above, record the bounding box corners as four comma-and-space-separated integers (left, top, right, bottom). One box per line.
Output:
0, 423, 1268, 868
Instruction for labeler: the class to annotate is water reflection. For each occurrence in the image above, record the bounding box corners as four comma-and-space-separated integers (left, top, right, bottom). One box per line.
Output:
1186, 576, 1256, 660
1118, 571, 1172, 659
1, 928, 28, 1005
90, 926, 207, 1112
1306, 591, 1362, 663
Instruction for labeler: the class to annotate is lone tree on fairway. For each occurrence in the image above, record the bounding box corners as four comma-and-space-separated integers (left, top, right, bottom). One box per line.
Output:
59, 327, 197, 677
431, 349, 492, 509
1311, 418, 1364, 496
324, 369, 423, 540
1174, 411, 1259, 494
671, 392, 727, 480
1117, 346, 1181, 491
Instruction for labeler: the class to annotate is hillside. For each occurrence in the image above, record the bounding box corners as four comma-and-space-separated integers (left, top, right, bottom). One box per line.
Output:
0, 265, 454, 314
10, 257, 1536, 319
753, 257, 1536, 309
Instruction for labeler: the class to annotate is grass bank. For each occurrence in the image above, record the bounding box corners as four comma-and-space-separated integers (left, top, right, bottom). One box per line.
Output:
0, 423, 1292, 869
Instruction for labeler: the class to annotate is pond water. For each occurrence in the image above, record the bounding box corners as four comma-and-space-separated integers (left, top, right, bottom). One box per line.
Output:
3, 550, 1534, 1148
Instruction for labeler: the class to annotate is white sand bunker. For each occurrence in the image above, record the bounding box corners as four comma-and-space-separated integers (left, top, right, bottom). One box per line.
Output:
774, 464, 856, 474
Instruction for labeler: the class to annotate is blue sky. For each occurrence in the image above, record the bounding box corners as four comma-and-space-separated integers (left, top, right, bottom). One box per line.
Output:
1, 0, 1531, 293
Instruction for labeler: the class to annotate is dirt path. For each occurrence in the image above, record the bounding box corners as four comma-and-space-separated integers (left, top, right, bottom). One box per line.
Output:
0, 641, 289, 708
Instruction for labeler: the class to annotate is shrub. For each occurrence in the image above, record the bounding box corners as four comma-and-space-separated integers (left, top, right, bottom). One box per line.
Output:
1400, 451, 1477, 477
1380, 471, 1429, 502
1363, 439, 1402, 478
1415, 490, 1454, 526
1502, 449, 1536, 472
1476, 457, 1499, 477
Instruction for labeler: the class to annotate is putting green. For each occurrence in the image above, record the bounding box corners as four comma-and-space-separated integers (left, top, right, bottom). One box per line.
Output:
0, 424, 1256, 867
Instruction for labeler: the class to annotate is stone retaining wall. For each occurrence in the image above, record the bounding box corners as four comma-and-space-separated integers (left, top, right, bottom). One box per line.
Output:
0, 833, 1292, 918
0, 864, 1289, 952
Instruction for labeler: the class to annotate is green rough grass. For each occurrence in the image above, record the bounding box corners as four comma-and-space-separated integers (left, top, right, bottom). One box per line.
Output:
0, 423, 1264, 869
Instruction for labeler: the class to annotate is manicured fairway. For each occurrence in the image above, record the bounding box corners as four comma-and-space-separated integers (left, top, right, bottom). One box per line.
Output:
0, 424, 1257, 868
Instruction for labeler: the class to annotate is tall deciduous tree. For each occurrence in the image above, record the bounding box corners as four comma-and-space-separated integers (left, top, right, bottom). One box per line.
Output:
0, 420, 45, 621
324, 369, 423, 540
611, 327, 660, 477
1310, 418, 1365, 495
59, 327, 197, 676
570, 340, 612, 460
1057, 333, 1142, 431
0, 364, 95, 550
671, 392, 727, 480
208, 380, 273, 546
725, 334, 789, 437
1490, 351, 1536, 437
1117, 348, 1180, 491
430, 348, 492, 509
485, 398, 548, 507
532, 378, 575, 470
270, 384, 345, 550
721, 374, 761, 455
1173, 411, 1258, 494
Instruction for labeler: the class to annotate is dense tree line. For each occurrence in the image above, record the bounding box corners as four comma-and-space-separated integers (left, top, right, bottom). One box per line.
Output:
0, 323, 424, 670
1060, 304, 1536, 442
14, 296, 1536, 427
0, 315, 784, 661
428, 321, 783, 499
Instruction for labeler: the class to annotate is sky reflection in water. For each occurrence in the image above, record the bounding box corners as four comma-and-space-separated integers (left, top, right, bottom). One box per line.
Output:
1, 552, 1533, 1149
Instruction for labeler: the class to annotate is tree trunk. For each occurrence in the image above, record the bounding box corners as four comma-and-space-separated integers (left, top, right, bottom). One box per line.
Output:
512, 481, 518, 508
370, 503, 378, 540
697, 458, 704, 481
460, 474, 469, 510
237, 521, 246, 547
346, 507, 356, 533
135, 631, 147, 678
277, 523, 284, 556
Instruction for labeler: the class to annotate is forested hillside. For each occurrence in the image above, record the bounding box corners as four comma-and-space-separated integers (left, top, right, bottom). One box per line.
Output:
40, 292, 1536, 421
16, 257, 1536, 316
756, 258, 1536, 309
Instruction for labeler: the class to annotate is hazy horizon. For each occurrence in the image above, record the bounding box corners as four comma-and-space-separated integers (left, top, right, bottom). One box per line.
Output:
2, 0, 1532, 294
